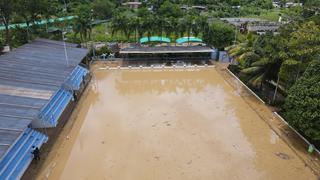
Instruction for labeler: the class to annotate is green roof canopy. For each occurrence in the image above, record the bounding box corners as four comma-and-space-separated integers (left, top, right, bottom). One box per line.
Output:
0, 16, 76, 31
176, 37, 203, 44
140, 36, 171, 44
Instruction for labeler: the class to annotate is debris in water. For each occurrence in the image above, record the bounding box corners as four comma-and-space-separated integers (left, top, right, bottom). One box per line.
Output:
163, 121, 171, 126
275, 152, 291, 160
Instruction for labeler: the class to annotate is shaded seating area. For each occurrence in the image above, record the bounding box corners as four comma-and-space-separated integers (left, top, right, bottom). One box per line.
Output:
0, 39, 89, 178
38, 88, 73, 127
65, 65, 90, 90
120, 46, 213, 65
37, 65, 89, 127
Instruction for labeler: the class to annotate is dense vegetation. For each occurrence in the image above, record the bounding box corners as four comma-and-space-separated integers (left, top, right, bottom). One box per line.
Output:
0, 0, 276, 48
227, 0, 320, 142
109, 1, 237, 49
283, 60, 320, 140
1, 0, 320, 142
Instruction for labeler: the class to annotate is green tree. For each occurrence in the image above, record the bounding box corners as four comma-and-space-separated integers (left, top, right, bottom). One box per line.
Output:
303, 0, 320, 19
158, 0, 182, 18
92, 0, 115, 19
73, 4, 93, 42
227, 33, 255, 58
136, 8, 150, 41
0, 0, 15, 45
288, 21, 320, 64
283, 59, 320, 141
280, 21, 320, 87
14, 0, 47, 41
110, 10, 135, 41
203, 21, 234, 49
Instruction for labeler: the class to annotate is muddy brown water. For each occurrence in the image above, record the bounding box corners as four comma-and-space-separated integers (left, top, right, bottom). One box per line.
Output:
34, 67, 316, 180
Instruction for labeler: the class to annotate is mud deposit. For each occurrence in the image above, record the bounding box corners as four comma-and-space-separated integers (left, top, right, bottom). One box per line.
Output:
36, 67, 316, 180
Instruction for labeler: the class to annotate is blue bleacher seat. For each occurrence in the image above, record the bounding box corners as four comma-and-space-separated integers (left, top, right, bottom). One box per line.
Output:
39, 88, 72, 127
0, 128, 48, 179
65, 65, 89, 90
37, 66, 88, 127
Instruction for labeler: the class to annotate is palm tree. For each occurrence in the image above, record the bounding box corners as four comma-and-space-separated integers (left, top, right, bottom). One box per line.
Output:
0, 0, 14, 46
185, 15, 194, 45
73, 16, 92, 42
73, 4, 93, 43
137, 7, 153, 42
226, 33, 255, 58
197, 15, 209, 37
111, 11, 132, 41
163, 17, 173, 38
177, 18, 187, 38
240, 57, 279, 89
228, 33, 282, 89
131, 16, 140, 43
170, 18, 179, 45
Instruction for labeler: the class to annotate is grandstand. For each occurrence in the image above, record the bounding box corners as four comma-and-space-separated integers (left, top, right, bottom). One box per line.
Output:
120, 46, 213, 65
0, 39, 89, 179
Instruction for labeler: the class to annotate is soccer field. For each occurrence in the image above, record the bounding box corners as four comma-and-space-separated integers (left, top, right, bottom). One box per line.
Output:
36, 67, 315, 180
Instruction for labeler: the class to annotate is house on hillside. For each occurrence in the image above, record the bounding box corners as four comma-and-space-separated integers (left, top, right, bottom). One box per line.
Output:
285, 2, 302, 8
180, 5, 207, 12
122, 0, 142, 9
221, 18, 280, 34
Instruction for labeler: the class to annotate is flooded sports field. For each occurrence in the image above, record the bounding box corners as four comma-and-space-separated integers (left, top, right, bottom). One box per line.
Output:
34, 65, 316, 180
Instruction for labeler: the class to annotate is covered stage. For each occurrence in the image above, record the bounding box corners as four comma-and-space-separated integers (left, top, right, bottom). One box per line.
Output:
120, 46, 212, 54
120, 46, 213, 65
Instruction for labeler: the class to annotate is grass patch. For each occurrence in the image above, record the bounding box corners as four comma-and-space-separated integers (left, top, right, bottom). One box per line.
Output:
245, 9, 281, 22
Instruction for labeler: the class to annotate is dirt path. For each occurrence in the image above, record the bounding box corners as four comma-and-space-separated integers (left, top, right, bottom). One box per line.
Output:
26, 64, 318, 180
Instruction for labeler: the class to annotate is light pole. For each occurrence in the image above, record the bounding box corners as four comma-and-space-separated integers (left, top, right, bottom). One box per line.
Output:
232, 5, 241, 45
90, 9, 96, 59
62, 31, 69, 67
63, 0, 67, 12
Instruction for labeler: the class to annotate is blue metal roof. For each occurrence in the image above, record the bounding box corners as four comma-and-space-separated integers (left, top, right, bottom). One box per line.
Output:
0, 38, 87, 160
140, 36, 171, 44
176, 37, 203, 43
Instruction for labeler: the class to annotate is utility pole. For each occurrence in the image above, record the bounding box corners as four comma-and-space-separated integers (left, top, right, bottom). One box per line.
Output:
62, 31, 69, 67
90, 9, 96, 59
63, 0, 67, 12
272, 75, 280, 103
232, 5, 241, 45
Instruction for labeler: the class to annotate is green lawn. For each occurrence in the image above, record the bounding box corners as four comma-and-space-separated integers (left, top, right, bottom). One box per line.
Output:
245, 9, 281, 22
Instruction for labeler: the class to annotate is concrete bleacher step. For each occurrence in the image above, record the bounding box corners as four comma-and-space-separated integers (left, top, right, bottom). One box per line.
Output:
0, 128, 48, 180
